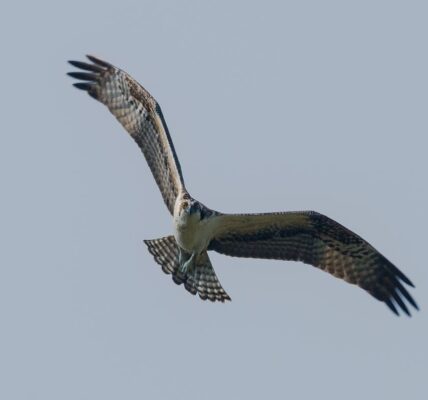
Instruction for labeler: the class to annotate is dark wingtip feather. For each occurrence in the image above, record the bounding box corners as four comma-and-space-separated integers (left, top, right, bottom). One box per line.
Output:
391, 264, 414, 287
67, 72, 97, 81
68, 60, 104, 72
86, 55, 112, 68
72, 82, 93, 91
411, 298, 419, 311
383, 285, 418, 317
376, 257, 418, 316
391, 290, 410, 316
395, 280, 419, 311
384, 298, 399, 316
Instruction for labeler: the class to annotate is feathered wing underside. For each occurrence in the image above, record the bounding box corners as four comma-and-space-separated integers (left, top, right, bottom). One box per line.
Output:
68, 55, 184, 214
209, 211, 418, 315
144, 236, 230, 302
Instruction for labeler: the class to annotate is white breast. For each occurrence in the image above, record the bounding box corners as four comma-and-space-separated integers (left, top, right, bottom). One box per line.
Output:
173, 211, 217, 254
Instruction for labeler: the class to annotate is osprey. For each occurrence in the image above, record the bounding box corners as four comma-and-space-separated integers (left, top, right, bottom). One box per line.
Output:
68, 55, 418, 316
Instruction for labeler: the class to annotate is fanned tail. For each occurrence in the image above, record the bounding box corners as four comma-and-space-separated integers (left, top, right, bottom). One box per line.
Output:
144, 236, 231, 302
184, 252, 231, 302
144, 236, 179, 275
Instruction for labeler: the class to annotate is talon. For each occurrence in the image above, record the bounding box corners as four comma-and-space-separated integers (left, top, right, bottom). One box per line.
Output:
180, 252, 196, 274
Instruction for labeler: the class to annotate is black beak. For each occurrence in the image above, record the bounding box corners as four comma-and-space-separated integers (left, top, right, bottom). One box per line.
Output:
189, 203, 198, 214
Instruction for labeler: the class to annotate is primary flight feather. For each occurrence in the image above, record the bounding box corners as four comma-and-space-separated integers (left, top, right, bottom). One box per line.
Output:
68, 55, 418, 315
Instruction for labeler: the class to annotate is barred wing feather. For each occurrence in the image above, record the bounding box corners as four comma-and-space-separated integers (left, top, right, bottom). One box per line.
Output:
209, 211, 418, 315
68, 55, 184, 214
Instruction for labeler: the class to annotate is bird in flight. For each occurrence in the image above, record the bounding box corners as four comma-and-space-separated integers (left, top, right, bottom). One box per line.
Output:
68, 55, 418, 316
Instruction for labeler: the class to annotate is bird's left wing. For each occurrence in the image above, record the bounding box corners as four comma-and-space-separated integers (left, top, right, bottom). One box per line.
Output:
209, 211, 418, 315
68, 55, 185, 214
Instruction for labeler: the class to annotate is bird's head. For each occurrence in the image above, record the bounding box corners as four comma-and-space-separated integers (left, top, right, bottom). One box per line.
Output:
188, 200, 201, 216
178, 198, 204, 221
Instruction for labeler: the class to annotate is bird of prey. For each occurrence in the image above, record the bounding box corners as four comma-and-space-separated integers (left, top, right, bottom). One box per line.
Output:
68, 55, 418, 316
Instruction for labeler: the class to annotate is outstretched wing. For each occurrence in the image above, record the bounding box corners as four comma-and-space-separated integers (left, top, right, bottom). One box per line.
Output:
68, 55, 184, 214
209, 211, 418, 315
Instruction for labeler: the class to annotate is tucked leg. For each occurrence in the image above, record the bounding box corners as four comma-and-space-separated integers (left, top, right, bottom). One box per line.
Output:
180, 252, 196, 274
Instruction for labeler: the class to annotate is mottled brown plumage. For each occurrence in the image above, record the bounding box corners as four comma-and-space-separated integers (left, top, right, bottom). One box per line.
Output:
209, 211, 417, 315
144, 236, 230, 302
69, 55, 418, 316
68, 55, 184, 214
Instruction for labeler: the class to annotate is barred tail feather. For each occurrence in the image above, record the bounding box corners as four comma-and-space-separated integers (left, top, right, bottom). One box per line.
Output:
144, 236, 230, 302
144, 236, 179, 275
185, 252, 231, 302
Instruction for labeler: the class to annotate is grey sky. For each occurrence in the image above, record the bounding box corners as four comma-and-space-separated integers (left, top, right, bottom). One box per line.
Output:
1, 1, 427, 399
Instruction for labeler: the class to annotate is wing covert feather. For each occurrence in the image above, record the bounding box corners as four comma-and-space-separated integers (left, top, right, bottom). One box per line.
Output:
209, 211, 417, 315
68, 55, 184, 214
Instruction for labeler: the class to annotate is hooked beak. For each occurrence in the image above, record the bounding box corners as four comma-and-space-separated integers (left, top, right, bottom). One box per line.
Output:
189, 203, 198, 215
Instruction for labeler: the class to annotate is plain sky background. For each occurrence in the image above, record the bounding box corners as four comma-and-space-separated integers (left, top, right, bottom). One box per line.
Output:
1, 1, 427, 399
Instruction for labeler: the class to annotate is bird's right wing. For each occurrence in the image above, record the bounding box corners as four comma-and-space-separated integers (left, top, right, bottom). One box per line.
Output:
68, 55, 185, 214
209, 211, 418, 315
